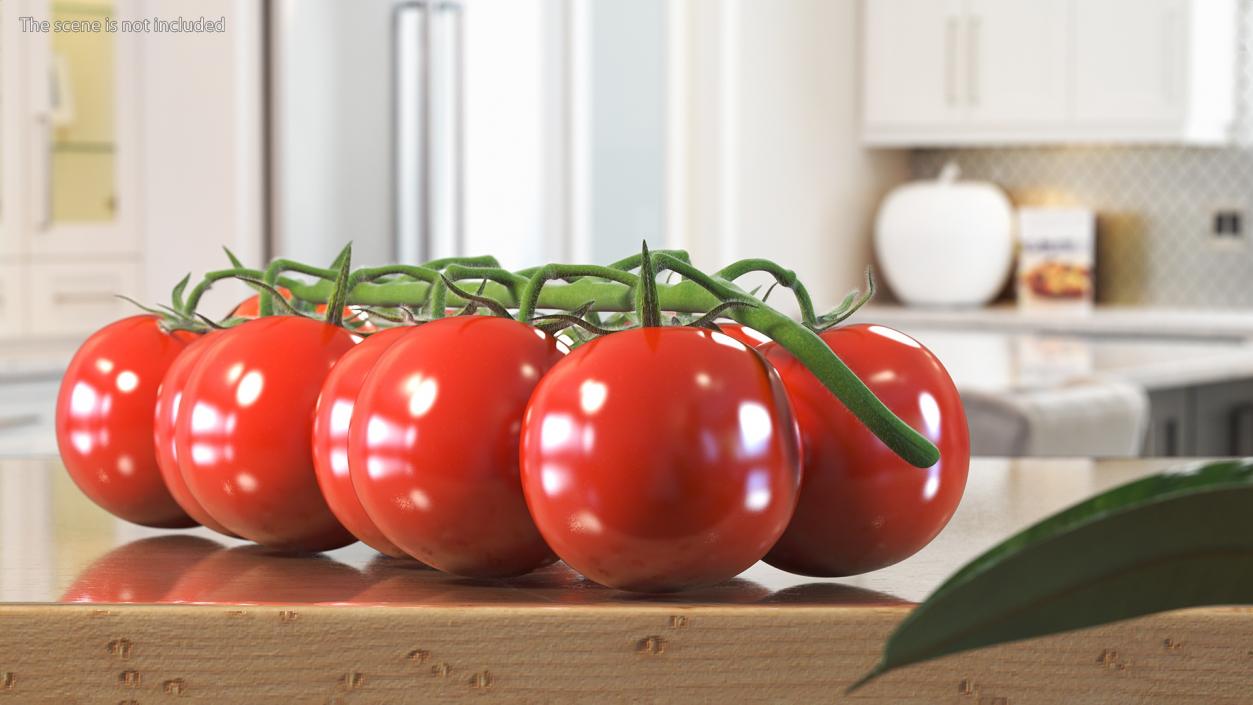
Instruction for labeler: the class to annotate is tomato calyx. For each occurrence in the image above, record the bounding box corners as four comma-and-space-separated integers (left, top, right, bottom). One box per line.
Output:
322, 243, 354, 327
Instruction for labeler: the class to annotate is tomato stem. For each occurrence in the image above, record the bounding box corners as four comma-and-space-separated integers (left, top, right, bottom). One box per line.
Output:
636, 242, 662, 327
181, 267, 302, 315
516, 265, 640, 322
716, 259, 819, 327
227, 255, 938, 467
260, 260, 338, 317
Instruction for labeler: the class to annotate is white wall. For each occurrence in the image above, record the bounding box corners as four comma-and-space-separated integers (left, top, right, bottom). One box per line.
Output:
678, 0, 909, 312
140, 0, 263, 317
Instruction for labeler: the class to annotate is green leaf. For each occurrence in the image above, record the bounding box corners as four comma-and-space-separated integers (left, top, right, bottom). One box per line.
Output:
222, 246, 246, 269
637, 241, 660, 327
170, 273, 191, 311
324, 243, 353, 326
852, 459, 1253, 692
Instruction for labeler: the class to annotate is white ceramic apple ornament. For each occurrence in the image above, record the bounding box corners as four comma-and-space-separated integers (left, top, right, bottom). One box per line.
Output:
874, 161, 1015, 307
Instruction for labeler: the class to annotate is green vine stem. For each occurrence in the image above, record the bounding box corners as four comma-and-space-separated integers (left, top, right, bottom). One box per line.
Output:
259, 259, 339, 317
647, 252, 936, 467
181, 267, 311, 316
179, 247, 936, 466
516, 265, 640, 321
282, 251, 932, 468
715, 258, 819, 327
434, 265, 530, 318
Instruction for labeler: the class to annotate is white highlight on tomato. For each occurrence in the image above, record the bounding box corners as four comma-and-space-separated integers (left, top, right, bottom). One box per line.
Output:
115, 370, 139, 393
744, 469, 773, 512
94, 358, 114, 374
737, 401, 773, 457
190, 402, 221, 432
329, 399, 354, 435
190, 443, 218, 465
236, 471, 259, 493
710, 331, 748, 351
70, 382, 98, 415
868, 325, 921, 349
541, 464, 569, 496
235, 370, 264, 407
918, 391, 942, 437
923, 466, 941, 501
116, 455, 134, 477
405, 374, 439, 418
740, 327, 772, 345
579, 379, 608, 415
569, 509, 603, 535
330, 449, 349, 476
541, 414, 574, 450
408, 488, 432, 511
70, 431, 93, 454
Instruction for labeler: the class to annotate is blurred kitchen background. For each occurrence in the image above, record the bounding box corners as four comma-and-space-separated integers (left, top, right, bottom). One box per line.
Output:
5, 0, 1253, 460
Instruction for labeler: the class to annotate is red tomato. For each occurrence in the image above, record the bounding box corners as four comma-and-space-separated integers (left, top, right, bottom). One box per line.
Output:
716, 322, 772, 348
56, 315, 199, 527
153, 332, 237, 537
520, 327, 801, 592
350, 316, 565, 578
312, 326, 414, 558
174, 316, 358, 551
761, 323, 969, 576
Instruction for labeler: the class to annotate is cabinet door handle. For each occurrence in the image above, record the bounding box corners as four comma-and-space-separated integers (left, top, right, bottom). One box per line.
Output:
945, 17, 959, 106
966, 15, 980, 106
37, 115, 53, 230
53, 291, 117, 305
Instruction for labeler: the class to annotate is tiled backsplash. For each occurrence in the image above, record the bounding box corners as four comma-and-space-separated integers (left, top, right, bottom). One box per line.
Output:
909, 0, 1253, 308
911, 148, 1253, 307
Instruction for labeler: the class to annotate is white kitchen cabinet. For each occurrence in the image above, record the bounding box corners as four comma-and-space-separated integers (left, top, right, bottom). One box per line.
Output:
862, 0, 1238, 146
24, 261, 139, 338
0, 0, 144, 340
0, 265, 22, 339
864, 0, 1069, 140
963, 0, 1069, 125
863, 0, 963, 130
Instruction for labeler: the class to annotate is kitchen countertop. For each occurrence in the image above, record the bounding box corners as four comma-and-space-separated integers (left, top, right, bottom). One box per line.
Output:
849, 309, 1253, 456
862, 303, 1253, 341
904, 326, 1253, 393
0, 455, 1249, 702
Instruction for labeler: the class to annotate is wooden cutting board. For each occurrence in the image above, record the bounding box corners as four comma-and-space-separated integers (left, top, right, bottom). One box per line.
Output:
0, 457, 1249, 704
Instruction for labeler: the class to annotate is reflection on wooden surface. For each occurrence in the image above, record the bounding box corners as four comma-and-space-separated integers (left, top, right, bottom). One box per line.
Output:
0, 456, 1191, 606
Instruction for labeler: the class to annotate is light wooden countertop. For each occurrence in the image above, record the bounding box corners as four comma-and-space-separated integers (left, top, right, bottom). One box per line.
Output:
0, 456, 1249, 703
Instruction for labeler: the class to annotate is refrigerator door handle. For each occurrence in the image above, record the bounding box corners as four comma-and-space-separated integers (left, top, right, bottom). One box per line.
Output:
443, 0, 465, 257
393, 1, 430, 263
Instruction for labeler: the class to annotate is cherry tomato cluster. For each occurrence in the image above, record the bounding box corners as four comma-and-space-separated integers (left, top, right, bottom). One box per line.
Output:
55, 248, 969, 592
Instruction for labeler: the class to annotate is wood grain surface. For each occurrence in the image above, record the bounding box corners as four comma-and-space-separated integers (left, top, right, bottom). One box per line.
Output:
3, 458, 1251, 702
0, 604, 1250, 704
